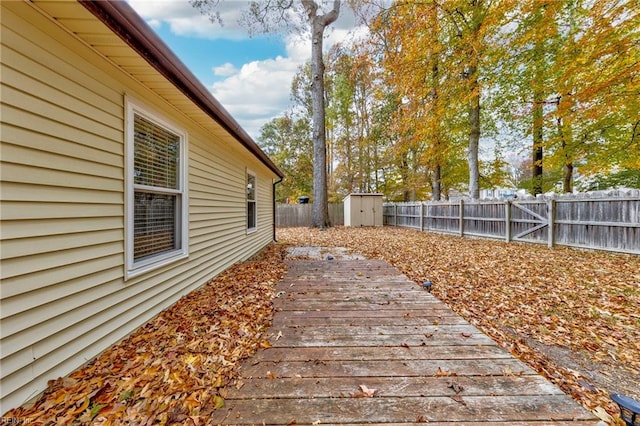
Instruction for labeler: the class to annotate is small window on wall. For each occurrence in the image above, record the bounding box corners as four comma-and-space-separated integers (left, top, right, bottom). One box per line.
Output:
126, 98, 188, 278
247, 171, 257, 232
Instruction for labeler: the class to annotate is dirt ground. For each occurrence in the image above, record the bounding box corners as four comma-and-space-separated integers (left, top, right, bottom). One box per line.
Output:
277, 226, 640, 423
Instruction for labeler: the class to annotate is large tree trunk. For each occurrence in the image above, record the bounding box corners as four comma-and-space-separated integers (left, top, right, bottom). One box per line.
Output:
432, 164, 441, 201
563, 162, 573, 193
532, 90, 544, 195
303, 0, 339, 229
310, 20, 329, 228
468, 64, 480, 200
531, 20, 545, 196
557, 113, 573, 193
429, 9, 442, 202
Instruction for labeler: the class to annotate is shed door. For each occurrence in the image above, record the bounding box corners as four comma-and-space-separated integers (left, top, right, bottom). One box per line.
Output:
360, 197, 375, 226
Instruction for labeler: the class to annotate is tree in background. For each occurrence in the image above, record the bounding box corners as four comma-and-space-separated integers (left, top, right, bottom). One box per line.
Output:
192, 0, 340, 228
435, 0, 512, 200
489, 0, 561, 195
258, 114, 313, 202
325, 44, 386, 198
369, 2, 447, 201
491, 0, 639, 194
200, 0, 640, 208
545, 0, 640, 192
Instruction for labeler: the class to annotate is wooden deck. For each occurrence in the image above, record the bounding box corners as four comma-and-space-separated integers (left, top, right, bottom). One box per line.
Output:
210, 259, 597, 425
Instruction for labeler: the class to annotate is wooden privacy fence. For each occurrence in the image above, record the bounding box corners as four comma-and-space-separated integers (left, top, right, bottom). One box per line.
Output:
276, 203, 344, 227
383, 193, 640, 255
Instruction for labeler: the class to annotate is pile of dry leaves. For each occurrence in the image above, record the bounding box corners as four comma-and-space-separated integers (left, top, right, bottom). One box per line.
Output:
5, 227, 637, 425
4, 244, 287, 425
278, 226, 640, 424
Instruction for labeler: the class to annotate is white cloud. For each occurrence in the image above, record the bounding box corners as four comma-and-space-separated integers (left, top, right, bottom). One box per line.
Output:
128, 0, 367, 139
210, 23, 369, 138
210, 37, 306, 137
146, 18, 162, 29
128, 0, 251, 40
213, 62, 238, 76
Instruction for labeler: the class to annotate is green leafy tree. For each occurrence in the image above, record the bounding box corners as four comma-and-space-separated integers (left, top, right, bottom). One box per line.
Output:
258, 115, 313, 202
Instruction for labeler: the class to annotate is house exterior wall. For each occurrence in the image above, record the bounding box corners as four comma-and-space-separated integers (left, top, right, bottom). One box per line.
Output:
0, 1, 277, 412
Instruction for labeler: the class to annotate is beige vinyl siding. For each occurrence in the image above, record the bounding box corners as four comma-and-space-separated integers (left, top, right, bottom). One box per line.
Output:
1, 1, 277, 412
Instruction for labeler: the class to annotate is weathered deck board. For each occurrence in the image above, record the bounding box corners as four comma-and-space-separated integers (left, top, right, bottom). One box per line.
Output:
248, 346, 513, 362
225, 376, 565, 399
212, 396, 594, 424
275, 308, 461, 318
211, 259, 597, 425
273, 313, 468, 326
269, 331, 495, 347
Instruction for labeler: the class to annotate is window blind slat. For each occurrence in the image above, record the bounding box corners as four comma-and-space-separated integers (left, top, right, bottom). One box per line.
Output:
134, 115, 179, 189
134, 192, 176, 261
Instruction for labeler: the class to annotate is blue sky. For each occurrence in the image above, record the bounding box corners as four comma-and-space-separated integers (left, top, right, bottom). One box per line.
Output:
128, 1, 361, 139
148, 22, 287, 86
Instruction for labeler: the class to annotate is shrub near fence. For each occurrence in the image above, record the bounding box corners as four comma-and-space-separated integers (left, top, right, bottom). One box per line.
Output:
383, 191, 640, 255
276, 203, 344, 227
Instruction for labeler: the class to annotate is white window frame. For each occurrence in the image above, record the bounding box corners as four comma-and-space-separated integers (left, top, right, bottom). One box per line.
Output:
247, 169, 257, 233
125, 97, 188, 279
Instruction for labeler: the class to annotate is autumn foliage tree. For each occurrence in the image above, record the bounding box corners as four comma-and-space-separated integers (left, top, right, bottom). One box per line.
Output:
489, 0, 639, 194
202, 0, 640, 205
355, 0, 639, 197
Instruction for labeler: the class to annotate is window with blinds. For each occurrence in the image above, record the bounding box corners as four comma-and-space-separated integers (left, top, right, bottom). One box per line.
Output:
247, 171, 257, 231
133, 114, 180, 261
126, 98, 188, 277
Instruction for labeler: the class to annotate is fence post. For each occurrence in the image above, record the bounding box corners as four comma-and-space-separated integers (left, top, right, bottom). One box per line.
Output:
394, 204, 398, 227
505, 200, 511, 242
459, 199, 464, 236
426, 203, 430, 231
548, 199, 556, 247
420, 203, 424, 231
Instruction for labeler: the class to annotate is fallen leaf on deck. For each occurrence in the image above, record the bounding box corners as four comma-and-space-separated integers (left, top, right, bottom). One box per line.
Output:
213, 395, 224, 410
447, 381, 464, 394
450, 395, 467, 406
593, 406, 614, 422
352, 384, 377, 398
435, 367, 456, 377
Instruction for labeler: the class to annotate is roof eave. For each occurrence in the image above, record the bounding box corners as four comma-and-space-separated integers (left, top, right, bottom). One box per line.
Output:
78, 0, 284, 179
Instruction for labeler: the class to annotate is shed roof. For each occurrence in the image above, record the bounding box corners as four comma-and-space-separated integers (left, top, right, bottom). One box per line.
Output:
31, 0, 283, 179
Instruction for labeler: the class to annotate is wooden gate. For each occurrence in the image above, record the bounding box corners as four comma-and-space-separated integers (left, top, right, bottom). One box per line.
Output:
509, 201, 550, 244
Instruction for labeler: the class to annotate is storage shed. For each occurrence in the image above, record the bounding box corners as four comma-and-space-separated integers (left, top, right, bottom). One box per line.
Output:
343, 193, 384, 227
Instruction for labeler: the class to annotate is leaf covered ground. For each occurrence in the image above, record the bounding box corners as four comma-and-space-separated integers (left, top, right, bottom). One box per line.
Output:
5, 227, 638, 424
278, 226, 640, 423
4, 244, 287, 425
